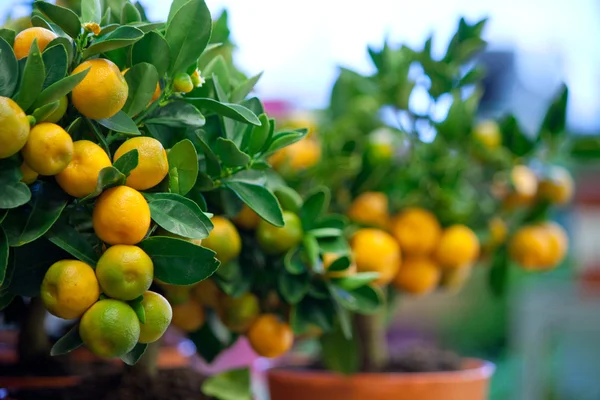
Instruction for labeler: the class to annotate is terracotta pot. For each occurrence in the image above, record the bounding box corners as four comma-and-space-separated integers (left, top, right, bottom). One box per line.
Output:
268, 358, 494, 400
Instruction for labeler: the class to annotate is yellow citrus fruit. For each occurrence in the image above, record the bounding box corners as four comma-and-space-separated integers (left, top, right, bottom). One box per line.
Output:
232, 204, 261, 230
351, 228, 401, 285
55, 140, 112, 198
269, 138, 321, 172
202, 216, 241, 264
473, 120, 501, 149
434, 225, 480, 269
390, 208, 441, 256
79, 299, 140, 358
219, 292, 260, 333
247, 314, 294, 358
281, 112, 318, 138
440, 264, 473, 293
0, 97, 29, 159
347, 192, 389, 228
22, 122, 73, 176
367, 128, 395, 163
92, 186, 151, 245
44, 96, 68, 124
173, 72, 194, 93
113, 137, 169, 191
488, 217, 508, 248
14, 27, 57, 59
138, 291, 172, 344
392, 257, 441, 295
40, 260, 100, 319
191, 279, 221, 309
171, 300, 205, 332
537, 166, 574, 206
541, 222, 568, 269
71, 58, 128, 120
95, 245, 153, 301
159, 282, 192, 305
19, 162, 38, 184
500, 165, 538, 208
322, 252, 357, 278
509, 225, 551, 270
257, 211, 303, 255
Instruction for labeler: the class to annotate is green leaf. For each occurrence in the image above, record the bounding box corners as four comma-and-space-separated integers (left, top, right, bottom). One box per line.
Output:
121, 343, 148, 365
540, 84, 568, 139
326, 255, 351, 272
203, 56, 230, 91
145, 101, 205, 128
300, 188, 330, 230
42, 44, 68, 89
132, 31, 171, 78
31, 15, 54, 32
31, 101, 59, 123
0, 181, 31, 209
122, 63, 159, 117
309, 228, 342, 238
0, 29, 15, 48
570, 135, 600, 161
320, 325, 359, 375
2, 181, 68, 247
0, 293, 14, 310
0, 228, 8, 287
278, 270, 309, 304
0, 37, 18, 97
189, 318, 231, 363
195, 132, 221, 177
50, 324, 83, 356
265, 129, 309, 154
167, 0, 190, 22
202, 368, 252, 400
130, 22, 164, 34
291, 296, 334, 334
47, 36, 74, 66
501, 114, 535, 157
302, 234, 319, 268
139, 236, 219, 285
80, 166, 126, 202
244, 114, 270, 155
273, 186, 303, 213
165, 0, 212, 74
97, 111, 140, 134
83, 26, 144, 59
284, 247, 306, 275
130, 299, 146, 324
120, 2, 141, 24
489, 247, 509, 297
230, 72, 263, 103
45, 218, 100, 266
186, 98, 261, 125
330, 284, 382, 314
224, 181, 284, 227
331, 273, 380, 291
215, 138, 250, 168
34, 66, 90, 109
112, 149, 139, 177
81, 0, 102, 23
35, 1, 81, 39
145, 192, 212, 239
167, 139, 198, 196
14, 40, 45, 112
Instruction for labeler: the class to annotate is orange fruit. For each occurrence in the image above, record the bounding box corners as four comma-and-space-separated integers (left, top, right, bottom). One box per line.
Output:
540, 222, 568, 269
488, 217, 508, 248
509, 225, 551, 270
218, 292, 260, 333
434, 225, 480, 269
347, 192, 389, 228
158, 282, 192, 305
40, 260, 100, 319
473, 120, 501, 149
95, 245, 153, 301
537, 166, 574, 206
19, 162, 38, 184
79, 299, 140, 358
390, 208, 441, 256
269, 138, 321, 172
392, 257, 440, 295
14, 27, 57, 59
55, 140, 112, 198
22, 123, 73, 176
0, 97, 30, 159
202, 216, 241, 264
257, 211, 303, 255
191, 279, 221, 309
71, 59, 128, 119
113, 137, 169, 191
171, 300, 205, 332
232, 204, 261, 230
247, 314, 294, 358
351, 228, 401, 285
138, 291, 173, 344
92, 186, 151, 245
498, 165, 538, 209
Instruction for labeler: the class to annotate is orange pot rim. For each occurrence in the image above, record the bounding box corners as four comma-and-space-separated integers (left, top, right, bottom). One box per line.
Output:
268, 358, 495, 385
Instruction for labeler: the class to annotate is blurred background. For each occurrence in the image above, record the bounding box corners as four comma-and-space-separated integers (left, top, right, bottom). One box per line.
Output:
3, 1, 600, 399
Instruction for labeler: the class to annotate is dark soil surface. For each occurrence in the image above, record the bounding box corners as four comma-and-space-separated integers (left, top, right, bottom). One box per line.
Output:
383, 343, 462, 373
8, 368, 211, 400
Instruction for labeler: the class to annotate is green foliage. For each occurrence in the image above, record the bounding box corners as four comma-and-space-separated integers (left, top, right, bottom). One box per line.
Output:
50, 324, 83, 356
202, 368, 252, 400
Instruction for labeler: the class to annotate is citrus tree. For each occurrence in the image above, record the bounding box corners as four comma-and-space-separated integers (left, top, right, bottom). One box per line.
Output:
271, 18, 580, 373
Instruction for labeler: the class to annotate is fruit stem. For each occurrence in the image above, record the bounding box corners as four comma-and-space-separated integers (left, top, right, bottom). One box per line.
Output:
354, 309, 389, 372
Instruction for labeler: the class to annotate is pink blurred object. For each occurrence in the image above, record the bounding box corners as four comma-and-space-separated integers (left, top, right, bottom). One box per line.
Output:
263, 100, 294, 119
193, 336, 260, 375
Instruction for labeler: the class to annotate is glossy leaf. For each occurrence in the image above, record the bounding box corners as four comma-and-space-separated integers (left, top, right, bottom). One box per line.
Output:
330, 284, 382, 314
326, 255, 351, 272
278, 270, 309, 304
186, 98, 261, 125
35, 1, 81, 38
0, 37, 18, 97
230, 72, 263, 103
215, 138, 250, 168
35, 67, 90, 109
97, 111, 140, 134
165, 0, 212, 74
14, 40, 45, 112
139, 236, 219, 285
130, 299, 146, 324
145, 192, 212, 239
121, 343, 148, 365
112, 149, 139, 177
202, 368, 252, 400
284, 247, 306, 275
145, 102, 205, 128
224, 181, 284, 227
46, 36, 74, 66
244, 114, 270, 155
0, 29, 15, 48
42, 44, 68, 89
300, 188, 330, 230
540, 84, 568, 138
80, 166, 126, 202
83, 26, 144, 59
167, 139, 198, 196
122, 63, 159, 117
132, 31, 170, 78
50, 324, 83, 356
320, 325, 359, 375
81, 0, 102, 23
273, 186, 303, 213
31, 101, 59, 123
331, 273, 380, 291
46, 218, 100, 266
120, 2, 141, 24
265, 129, 308, 155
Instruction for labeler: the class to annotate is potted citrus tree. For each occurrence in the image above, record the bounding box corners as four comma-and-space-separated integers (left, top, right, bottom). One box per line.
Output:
266, 18, 576, 400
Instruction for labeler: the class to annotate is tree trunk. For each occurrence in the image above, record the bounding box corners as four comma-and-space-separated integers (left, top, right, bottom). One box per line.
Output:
126, 340, 161, 378
354, 310, 389, 372
17, 297, 51, 366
